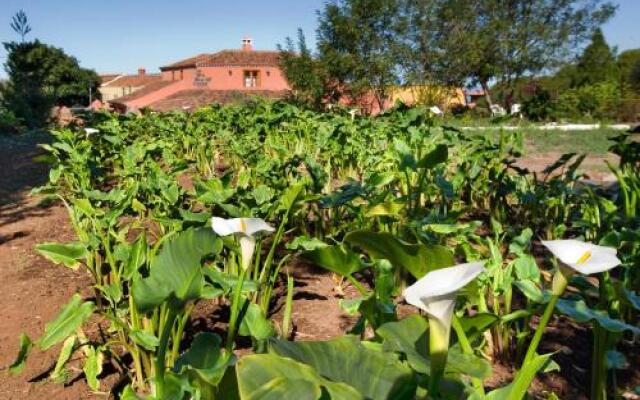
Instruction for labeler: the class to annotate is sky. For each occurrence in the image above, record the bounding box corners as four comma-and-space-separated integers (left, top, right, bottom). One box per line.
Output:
0, 0, 638, 79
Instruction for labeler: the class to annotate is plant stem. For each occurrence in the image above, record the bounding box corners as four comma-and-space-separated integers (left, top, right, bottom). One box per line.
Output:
451, 316, 485, 396
154, 306, 177, 399
522, 294, 559, 365
428, 317, 450, 397
226, 267, 247, 353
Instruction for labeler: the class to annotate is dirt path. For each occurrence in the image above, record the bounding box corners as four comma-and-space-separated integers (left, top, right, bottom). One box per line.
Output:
0, 133, 94, 399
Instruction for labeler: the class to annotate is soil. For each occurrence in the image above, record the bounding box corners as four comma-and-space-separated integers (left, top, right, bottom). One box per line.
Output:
0, 132, 638, 399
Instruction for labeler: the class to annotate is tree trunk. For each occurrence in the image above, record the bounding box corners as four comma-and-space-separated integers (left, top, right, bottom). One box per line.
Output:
480, 79, 494, 108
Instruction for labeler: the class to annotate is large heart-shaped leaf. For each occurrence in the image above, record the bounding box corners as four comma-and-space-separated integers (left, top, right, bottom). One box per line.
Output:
35, 242, 88, 270
556, 299, 640, 334
174, 333, 233, 386
344, 231, 454, 278
302, 244, 364, 277
376, 315, 491, 379
417, 144, 448, 169
238, 302, 276, 340
133, 228, 222, 312
237, 353, 361, 400
39, 294, 95, 350
270, 336, 417, 400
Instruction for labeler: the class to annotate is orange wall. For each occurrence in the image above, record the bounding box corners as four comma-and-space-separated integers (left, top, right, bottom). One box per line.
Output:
161, 66, 290, 91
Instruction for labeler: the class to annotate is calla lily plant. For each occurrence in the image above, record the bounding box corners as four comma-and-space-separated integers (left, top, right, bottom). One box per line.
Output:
403, 261, 485, 394
211, 216, 274, 352
522, 239, 621, 364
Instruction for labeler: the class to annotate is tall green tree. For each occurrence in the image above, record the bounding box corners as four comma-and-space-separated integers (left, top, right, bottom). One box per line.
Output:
316, 0, 404, 111
2, 40, 101, 127
573, 28, 619, 86
279, 29, 333, 109
402, 0, 616, 107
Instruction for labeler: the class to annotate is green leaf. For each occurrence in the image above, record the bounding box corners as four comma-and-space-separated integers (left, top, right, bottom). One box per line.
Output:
124, 234, 147, 280
238, 302, 276, 340
132, 228, 222, 313
270, 336, 417, 399
39, 294, 95, 350
205, 268, 259, 293
83, 346, 103, 391
366, 201, 405, 218
606, 350, 628, 369
120, 386, 142, 400
458, 313, 500, 340
344, 231, 454, 279
417, 144, 448, 169
129, 330, 160, 351
237, 354, 353, 400
376, 315, 491, 379
514, 280, 545, 303
513, 255, 540, 282
285, 236, 327, 251
302, 244, 364, 278
9, 333, 32, 375
508, 228, 533, 255
556, 299, 640, 334
35, 242, 88, 270
174, 333, 232, 386
51, 335, 76, 382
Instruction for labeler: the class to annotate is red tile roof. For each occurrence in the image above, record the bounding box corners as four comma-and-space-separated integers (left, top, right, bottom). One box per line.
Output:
102, 73, 161, 88
148, 89, 289, 111
109, 80, 175, 104
161, 50, 281, 70
99, 74, 122, 84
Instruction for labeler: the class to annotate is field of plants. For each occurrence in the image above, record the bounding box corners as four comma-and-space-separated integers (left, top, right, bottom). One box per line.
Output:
6, 101, 640, 399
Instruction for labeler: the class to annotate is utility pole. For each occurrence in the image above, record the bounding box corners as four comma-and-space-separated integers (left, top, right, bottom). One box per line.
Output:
88, 83, 92, 107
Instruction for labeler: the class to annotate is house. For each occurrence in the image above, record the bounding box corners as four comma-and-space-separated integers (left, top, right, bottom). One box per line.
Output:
109, 37, 290, 112
99, 69, 162, 102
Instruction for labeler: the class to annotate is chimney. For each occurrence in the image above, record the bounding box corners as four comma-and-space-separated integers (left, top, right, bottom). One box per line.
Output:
241, 37, 253, 52
138, 68, 146, 76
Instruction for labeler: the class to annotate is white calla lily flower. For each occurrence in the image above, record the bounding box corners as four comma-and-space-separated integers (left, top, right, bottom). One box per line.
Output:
403, 261, 484, 392
211, 217, 274, 270
541, 240, 620, 275
403, 261, 485, 337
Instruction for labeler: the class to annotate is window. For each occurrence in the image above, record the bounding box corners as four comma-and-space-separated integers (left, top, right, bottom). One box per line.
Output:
243, 70, 260, 88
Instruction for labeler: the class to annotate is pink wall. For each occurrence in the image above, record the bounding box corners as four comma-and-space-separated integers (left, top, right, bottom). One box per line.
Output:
161, 66, 290, 91
125, 80, 190, 109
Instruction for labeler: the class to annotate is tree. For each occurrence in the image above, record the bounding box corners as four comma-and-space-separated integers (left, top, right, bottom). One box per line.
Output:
402, 0, 616, 108
1, 40, 101, 127
279, 29, 333, 109
316, 0, 404, 111
573, 28, 618, 86
10, 10, 31, 42
618, 49, 640, 94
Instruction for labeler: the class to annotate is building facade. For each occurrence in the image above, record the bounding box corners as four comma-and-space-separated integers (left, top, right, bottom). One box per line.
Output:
109, 38, 290, 112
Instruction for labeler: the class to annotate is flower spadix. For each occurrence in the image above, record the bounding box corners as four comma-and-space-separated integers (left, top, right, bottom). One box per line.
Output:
211, 217, 274, 270
403, 261, 485, 337
541, 240, 620, 275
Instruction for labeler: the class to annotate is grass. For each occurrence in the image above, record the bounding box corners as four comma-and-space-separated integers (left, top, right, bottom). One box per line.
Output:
521, 128, 618, 155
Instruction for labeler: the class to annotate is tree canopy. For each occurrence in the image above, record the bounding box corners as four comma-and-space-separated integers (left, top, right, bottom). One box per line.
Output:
2, 39, 101, 127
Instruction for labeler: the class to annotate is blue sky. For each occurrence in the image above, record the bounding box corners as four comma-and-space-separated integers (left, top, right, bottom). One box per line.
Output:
0, 0, 638, 78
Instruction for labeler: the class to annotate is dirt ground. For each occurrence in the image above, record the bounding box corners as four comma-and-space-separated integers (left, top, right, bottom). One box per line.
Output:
0, 132, 638, 399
